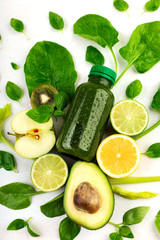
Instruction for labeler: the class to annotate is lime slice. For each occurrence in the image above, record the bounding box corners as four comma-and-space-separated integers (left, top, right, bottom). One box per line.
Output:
31, 154, 68, 192
110, 99, 149, 136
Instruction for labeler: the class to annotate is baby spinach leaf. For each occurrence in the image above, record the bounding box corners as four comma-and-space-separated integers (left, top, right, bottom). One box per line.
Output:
7, 219, 26, 230
10, 18, 24, 32
59, 217, 81, 240
0, 104, 11, 126
119, 226, 134, 238
0, 35, 1, 40
11, 62, 19, 70
6, 81, 23, 102
109, 232, 123, 240
113, 0, 129, 12
85, 46, 104, 65
145, 143, 160, 158
26, 105, 53, 123
40, 192, 65, 218
24, 41, 77, 99
155, 210, 160, 233
145, 0, 160, 12
55, 92, 69, 110
126, 80, 142, 99
123, 206, 150, 225
0, 150, 16, 171
151, 86, 160, 110
49, 12, 64, 30
26, 223, 40, 237
54, 109, 65, 118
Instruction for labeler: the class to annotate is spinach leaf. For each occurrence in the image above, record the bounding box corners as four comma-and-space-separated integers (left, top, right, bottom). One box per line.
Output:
26, 105, 53, 123
7, 219, 26, 230
0, 104, 11, 126
119, 226, 134, 238
6, 81, 23, 102
49, 12, 64, 30
11, 62, 19, 70
41, 192, 65, 218
0, 35, 1, 40
122, 206, 150, 225
126, 80, 142, 99
145, 143, 160, 158
0, 182, 41, 210
155, 210, 160, 233
59, 217, 81, 240
54, 109, 65, 118
113, 0, 129, 12
145, 0, 160, 12
24, 41, 77, 99
10, 18, 24, 32
85, 46, 104, 65
0, 150, 16, 171
26, 224, 40, 237
55, 91, 69, 110
109, 232, 123, 240
151, 86, 160, 110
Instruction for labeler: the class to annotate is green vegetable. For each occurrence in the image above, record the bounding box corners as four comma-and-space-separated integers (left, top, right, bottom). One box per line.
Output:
26, 105, 53, 123
0, 150, 16, 172
155, 210, 160, 233
134, 120, 160, 140
109, 232, 123, 240
0, 35, 1, 40
54, 109, 65, 118
85, 46, 105, 65
145, 0, 160, 12
113, 0, 129, 12
123, 206, 150, 225
49, 12, 64, 30
73, 14, 119, 72
11, 62, 19, 70
145, 143, 160, 158
24, 41, 77, 98
59, 217, 81, 240
26, 224, 40, 237
6, 81, 23, 103
119, 226, 134, 238
126, 80, 142, 99
109, 176, 160, 185
151, 86, 160, 110
40, 192, 65, 218
55, 91, 69, 110
10, 18, 29, 39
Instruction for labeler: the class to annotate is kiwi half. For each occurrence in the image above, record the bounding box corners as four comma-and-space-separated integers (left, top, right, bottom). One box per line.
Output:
31, 84, 58, 108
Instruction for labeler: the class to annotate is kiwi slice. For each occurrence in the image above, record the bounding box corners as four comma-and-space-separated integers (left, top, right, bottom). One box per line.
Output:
31, 84, 58, 108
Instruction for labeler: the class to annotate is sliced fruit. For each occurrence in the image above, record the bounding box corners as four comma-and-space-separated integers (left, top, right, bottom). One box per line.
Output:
31, 154, 68, 192
96, 134, 141, 178
110, 99, 149, 136
64, 161, 114, 230
31, 84, 58, 108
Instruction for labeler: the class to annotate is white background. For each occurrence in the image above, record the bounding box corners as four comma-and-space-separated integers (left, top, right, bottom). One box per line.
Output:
0, 0, 160, 239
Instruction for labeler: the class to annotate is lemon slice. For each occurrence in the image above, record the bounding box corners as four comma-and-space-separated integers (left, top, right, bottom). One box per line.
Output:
31, 154, 68, 192
96, 134, 141, 178
110, 99, 149, 136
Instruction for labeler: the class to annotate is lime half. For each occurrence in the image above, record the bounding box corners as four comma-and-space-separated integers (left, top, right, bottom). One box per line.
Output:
31, 154, 68, 192
110, 99, 149, 136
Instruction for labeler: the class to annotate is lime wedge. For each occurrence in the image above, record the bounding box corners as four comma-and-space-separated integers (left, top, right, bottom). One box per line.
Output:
31, 154, 68, 192
110, 99, 149, 136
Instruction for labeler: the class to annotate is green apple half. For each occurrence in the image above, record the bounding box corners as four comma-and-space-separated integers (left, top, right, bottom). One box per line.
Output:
11, 110, 56, 159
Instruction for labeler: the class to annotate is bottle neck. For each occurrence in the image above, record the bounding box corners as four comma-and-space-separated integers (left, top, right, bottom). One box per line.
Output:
88, 74, 112, 89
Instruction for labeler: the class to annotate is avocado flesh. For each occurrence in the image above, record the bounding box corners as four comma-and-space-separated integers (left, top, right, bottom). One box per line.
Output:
64, 161, 114, 230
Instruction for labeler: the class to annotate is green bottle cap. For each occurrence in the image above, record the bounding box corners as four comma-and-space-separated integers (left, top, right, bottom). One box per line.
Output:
89, 65, 117, 85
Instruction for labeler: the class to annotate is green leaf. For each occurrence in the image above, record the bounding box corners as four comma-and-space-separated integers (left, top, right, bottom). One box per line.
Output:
0, 35, 1, 40
119, 226, 134, 238
10, 18, 24, 32
73, 14, 119, 49
155, 210, 160, 233
49, 12, 64, 30
11, 62, 19, 70
119, 21, 160, 73
7, 219, 26, 230
151, 86, 160, 110
145, 0, 160, 12
126, 80, 142, 99
113, 0, 129, 12
26, 223, 40, 237
145, 143, 160, 158
0, 150, 15, 171
59, 217, 81, 240
24, 41, 77, 99
40, 192, 65, 218
123, 206, 150, 225
55, 92, 69, 110
109, 232, 123, 240
85, 46, 105, 65
54, 109, 65, 118
0, 104, 11, 127
26, 105, 53, 123
6, 81, 22, 102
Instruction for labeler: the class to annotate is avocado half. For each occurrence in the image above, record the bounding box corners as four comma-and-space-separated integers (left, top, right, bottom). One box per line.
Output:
64, 161, 114, 230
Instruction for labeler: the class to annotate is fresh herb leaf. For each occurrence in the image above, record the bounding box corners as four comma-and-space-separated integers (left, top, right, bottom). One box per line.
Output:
26, 223, 40, 237
7, 219, 26, 230
145, 0, 160, 12
10, 18, 24, 32
49, 12, 64, 30
123, 206, 150, 225
59, 217, 81, 240
40, 192, 65, 218
113, 0, 129, 12
119, 226, 134, 238
0, 35, 1, 40
145, 143, 160, 158
55, 92, 69, 110
24, 41, 77, 99
126, 80, 142, 99
0, 150, 16, 171
151, 86, 160, 110
11, 62, 19, 70
109, 232, 123, 240
54, 109, 65, 118
85, 46, 105, 65
26, 105, 53, 123
6, 81, 22, 102
155, 210, 160, 233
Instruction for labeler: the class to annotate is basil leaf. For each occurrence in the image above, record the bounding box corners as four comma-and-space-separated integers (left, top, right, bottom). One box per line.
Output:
26, 223, 40, 237
54, 109, 65, 118
11, 62, 19, 70
86, 46, 105, 65
55, 92, 69, 110
151, 86, 160, 110
126, 80, 142, 99
59, 217, 81, 240
74, 14, 119, 48
109, 232, 123, 240
7, 219, 26, 230
119, 226, 134, 238
113, 0, 129, 12
0, 150, 15, 171
24, 41, 77, 99
49, 12, 64, 30
119, 21, 160, 73
10, 18, 24, 32
0, 104, 11, 126
6, 81, 22, 102
155, 210, 160, 233
123, 206, 150, 225
26, 105, 53, 123
145, 0, 160, 12
40, 192, 65, 218
145, 143, 160, 158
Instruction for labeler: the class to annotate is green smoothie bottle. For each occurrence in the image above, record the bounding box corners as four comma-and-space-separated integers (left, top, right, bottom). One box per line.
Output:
56, 65, 116, 161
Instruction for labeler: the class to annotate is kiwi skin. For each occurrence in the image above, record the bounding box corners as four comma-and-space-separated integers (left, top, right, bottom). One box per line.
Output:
31, 84, 58, 108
